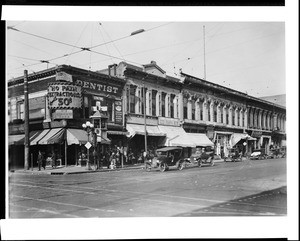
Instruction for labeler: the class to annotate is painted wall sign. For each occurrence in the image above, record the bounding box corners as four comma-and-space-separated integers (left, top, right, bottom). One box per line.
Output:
47, 82, 82, 109
75, 79, 121, 96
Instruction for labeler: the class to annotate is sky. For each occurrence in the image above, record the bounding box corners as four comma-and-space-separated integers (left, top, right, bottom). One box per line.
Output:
6, 20, 285, 98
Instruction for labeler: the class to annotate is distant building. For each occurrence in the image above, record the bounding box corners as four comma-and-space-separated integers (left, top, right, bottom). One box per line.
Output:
260, 94, 286, 107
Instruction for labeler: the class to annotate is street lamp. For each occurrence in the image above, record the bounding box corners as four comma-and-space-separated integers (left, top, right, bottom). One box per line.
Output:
82, 121, 94, 170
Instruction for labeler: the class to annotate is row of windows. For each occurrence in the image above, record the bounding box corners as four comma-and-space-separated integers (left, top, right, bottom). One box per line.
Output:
126, 86, 178, 118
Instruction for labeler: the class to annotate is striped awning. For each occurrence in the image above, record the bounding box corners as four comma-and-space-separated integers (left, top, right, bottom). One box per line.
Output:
31, 128, 63, 145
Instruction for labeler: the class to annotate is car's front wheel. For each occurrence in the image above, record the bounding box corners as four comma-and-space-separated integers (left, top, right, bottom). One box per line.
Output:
178, 161, 185, 170
160, 163, 167, 172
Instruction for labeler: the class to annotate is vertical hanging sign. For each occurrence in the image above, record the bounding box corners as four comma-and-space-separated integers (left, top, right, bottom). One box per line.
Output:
115, 100, 123, 125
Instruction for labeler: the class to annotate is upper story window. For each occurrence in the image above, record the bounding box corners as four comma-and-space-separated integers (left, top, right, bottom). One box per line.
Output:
170, 94, 175, 118
191, 100, 195, 120
129, 86, 136, 114
161, 92, 166, 117
183, 96, 188, 119
17, 101, 24, 120
152, 90, 157, 116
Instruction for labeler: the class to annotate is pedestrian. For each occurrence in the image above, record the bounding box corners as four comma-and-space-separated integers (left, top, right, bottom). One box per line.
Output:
109, 152, 116, 169
37, 150, 43, 171
51, 151, 56, 169
41, 152, 46, 170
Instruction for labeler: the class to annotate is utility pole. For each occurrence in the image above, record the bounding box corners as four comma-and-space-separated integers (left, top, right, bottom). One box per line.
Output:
24, 70, 30, 170
143, 83, 147, 161
203, 25, 206, 80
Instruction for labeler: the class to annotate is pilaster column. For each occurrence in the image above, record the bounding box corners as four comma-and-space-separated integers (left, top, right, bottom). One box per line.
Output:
135, 86, 140, 114
234, 107, 239, 126
178, 93, 184, 121
216, 103, 222, 123
239, 109, 244, 127
273, 113, 278, 130
222, 105, 227, 124
156, 91, 161, 116
253, 108, 257, 128
146, 89, 151, 116
165, 93, 170, 118
249, 108, 253, 128
173, 96, 178, 119
258, 109, 262, 129
243, 109, 248, 128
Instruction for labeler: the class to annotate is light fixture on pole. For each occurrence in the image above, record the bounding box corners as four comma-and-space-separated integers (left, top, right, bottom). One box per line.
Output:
82, 121, 94, 170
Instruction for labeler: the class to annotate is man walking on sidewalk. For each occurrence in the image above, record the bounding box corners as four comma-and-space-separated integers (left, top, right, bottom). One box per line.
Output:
37, 150, 43, 171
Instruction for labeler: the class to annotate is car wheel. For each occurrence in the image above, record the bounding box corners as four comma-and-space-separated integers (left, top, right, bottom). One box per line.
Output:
178, 161, 185, 170
160, 163, 166, 172
198, 160, 202, 167
145, 163, 151, 172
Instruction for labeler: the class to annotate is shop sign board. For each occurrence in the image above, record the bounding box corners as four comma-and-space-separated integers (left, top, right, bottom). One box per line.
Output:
126, 114, 158, 126
48, 82, 82, 109
251, 130, 262, 138
53, 109, 73, 119
158, 117, 180, 126
75, 79, 122, 96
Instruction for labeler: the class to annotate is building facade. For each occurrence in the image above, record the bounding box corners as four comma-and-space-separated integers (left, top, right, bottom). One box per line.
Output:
7, 61, 286, 169
101, 61, 286, 159
8, 65, 127, 169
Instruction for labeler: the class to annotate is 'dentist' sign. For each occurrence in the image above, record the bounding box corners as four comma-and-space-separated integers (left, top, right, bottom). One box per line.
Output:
47, 82, 82, 109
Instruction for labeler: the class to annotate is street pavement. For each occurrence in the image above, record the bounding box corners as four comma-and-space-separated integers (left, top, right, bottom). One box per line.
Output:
10, 156, 225, 175
8, 157, 286, 219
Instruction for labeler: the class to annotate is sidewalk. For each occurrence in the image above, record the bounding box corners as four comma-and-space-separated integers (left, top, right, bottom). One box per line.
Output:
11, 163, 146, 175
11, 159, 225, 175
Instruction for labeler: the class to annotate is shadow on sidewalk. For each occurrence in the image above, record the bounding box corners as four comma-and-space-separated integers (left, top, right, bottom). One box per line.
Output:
173, 186, 287, 217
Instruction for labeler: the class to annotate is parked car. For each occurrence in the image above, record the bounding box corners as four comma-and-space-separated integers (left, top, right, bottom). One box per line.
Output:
189, 146, 215, 167
250, 148, 267, 160
224, 148, 243, 162
145, 147, 188, 172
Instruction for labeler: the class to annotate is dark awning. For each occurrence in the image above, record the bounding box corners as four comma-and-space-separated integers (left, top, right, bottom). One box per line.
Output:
48, 129, 65, 144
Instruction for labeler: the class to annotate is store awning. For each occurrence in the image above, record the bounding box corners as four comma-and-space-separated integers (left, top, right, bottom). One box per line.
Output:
158, 125, 197, 147
67, 129, 89, 145
9, 130, 43, 145
8, 134, 24, 145
31, 128, 64, 145
126, 124, 166, 138
186, 133, 214, 147
230, 133, 256, 147
67, 129, 111, 145
48, 129, 65, 144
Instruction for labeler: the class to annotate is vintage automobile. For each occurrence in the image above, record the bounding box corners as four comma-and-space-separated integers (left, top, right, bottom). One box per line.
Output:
250, 148, 268, 160
145, 146, 188, 172
224, 148, 243, 162
188, 146, 216, 167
